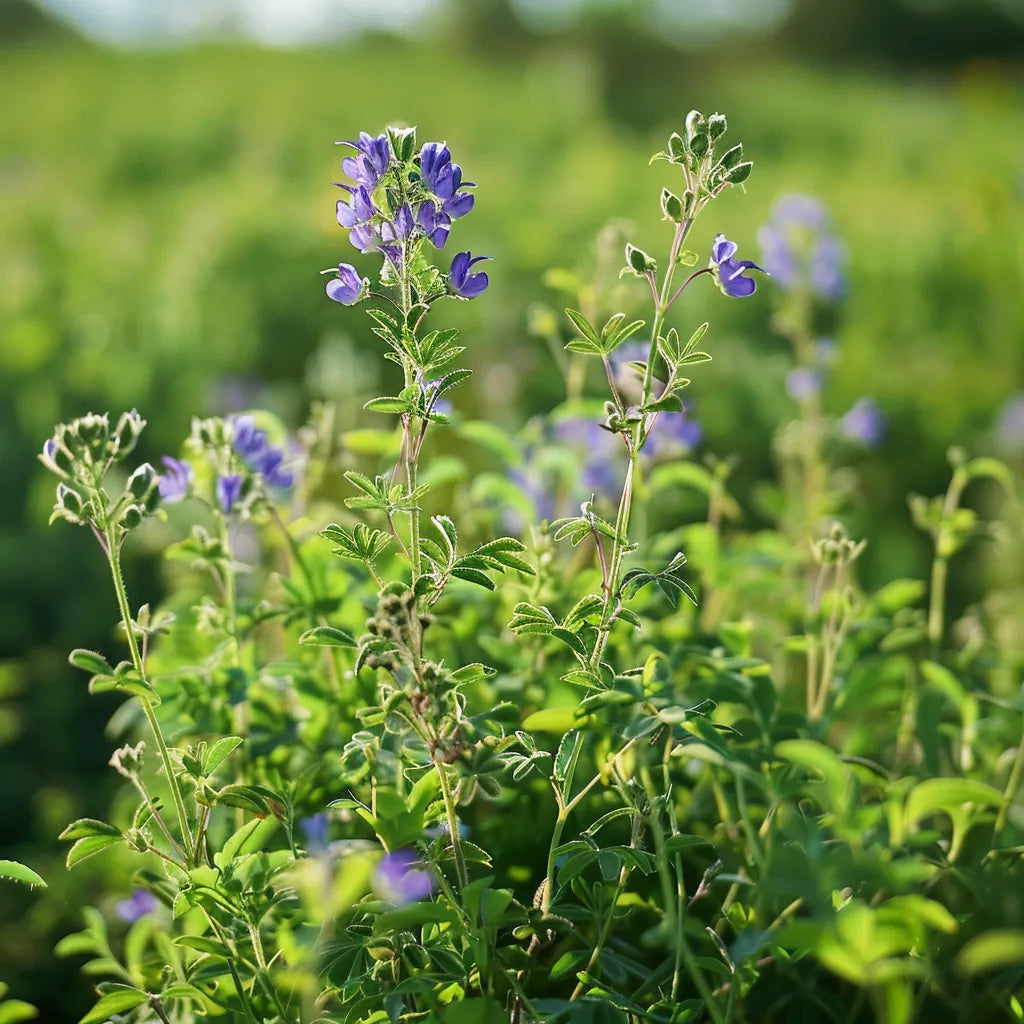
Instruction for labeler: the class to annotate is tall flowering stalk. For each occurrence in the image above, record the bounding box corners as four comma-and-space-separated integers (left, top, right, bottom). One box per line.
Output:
546, 110, 760, 674
320, 128, 529, 898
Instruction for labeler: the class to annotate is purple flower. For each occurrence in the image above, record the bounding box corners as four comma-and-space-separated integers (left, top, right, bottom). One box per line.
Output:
228, 415, 295, 490
217, 473, 244, 513
336, 185, 376, 229
339, 131, 390, 190
349, 223, 379, 255
996, 392, 1024, 452
758, 194, 846, 302
116, 888, 159, 923
710, 235, 764, 298
380, 203, 414, 243
417, 200, 451, 249
841, 397, 884, 447
326, 263, 368, 306
553, 419, 622, 499
420, 142, 452, 194
644, 411, 702, 458
449, 251, 492, 300
373, 849, 433, 905
157, 456, 193, 503
786, 367, 822, 401
231, 415, 268, 464
418, 142, 475, 216
300, 812, 329, 852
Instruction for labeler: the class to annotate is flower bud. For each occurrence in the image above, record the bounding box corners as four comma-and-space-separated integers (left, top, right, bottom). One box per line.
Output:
625, 243, 657, 276
109, 741, 146, 778
660, 188, 683, 223
111, 409, 146, 460
388, 125, 417, 163
684, 110, 705, 141
707, 113, 727, 141
51, 483, 88, 526
126, 462, 158, 502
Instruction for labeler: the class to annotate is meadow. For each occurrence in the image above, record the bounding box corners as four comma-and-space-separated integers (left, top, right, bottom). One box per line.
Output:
1, 29, 1023, 1022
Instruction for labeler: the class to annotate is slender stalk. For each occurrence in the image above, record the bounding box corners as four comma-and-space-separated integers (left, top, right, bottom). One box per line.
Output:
434, 757, 468, 890
105, 528, 194, 856
927, 467, 966, 650
215, 511, 242, 669
995, 719, 1024, 836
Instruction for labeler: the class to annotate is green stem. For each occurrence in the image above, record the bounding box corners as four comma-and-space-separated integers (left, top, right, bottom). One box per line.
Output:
215, 511, 242, 669
995, 720, 1024, 836
434, 757, 468, 891
106, 528, 194, 857
589, 450, 637, 669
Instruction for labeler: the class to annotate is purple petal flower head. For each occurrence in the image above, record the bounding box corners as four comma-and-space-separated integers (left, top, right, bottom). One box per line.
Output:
449, 251, 492, 300
420, 142, 453, 197
336, 185, 376, 229
380, 203, 414, 243
217, 473, 244, 514
230, 415, 268, 465
157, 455, 193, 503
758, 194, 846, 302
786, 367, 823, 401
645, 411, 702, 459
340, 131, 390, 190
417, 200, 451, 249
349, 223, 379, 255
996, 392, 1024, 453
300, 812, 329, 853
255, 447, 294, 490
373, 849, 433, 906
116, 888, 159, 923
326, 263, 368, 306
841, 397, 885, 447
710, 234, 764, 298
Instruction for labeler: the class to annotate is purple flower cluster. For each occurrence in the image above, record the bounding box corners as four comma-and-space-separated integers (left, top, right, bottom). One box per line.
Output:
229, 415, 294, 491
327, 130, 490, 306
644, 409, 703, 457
758, 194, 846, 302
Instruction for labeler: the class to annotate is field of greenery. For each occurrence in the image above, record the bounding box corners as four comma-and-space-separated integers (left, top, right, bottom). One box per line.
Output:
2, 27, 1024, 1023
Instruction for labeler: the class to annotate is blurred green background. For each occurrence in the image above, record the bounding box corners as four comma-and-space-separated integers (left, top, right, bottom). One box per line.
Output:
2, 0, 1023, 1016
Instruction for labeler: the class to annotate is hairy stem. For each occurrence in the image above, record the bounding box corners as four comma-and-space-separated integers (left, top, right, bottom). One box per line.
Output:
105, 527, 194, 857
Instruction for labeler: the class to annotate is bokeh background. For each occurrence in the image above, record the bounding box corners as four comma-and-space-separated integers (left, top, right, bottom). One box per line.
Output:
2, 0, 1023, 1016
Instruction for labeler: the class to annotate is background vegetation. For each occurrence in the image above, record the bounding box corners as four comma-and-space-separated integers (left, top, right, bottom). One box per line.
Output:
2, 0, 1023, 1017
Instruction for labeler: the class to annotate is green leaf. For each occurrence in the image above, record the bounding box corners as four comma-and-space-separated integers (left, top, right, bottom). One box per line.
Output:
956, 930, 1024, 975
68, 649, 113, 676
0, 860, 46, 889
66, 834, 123, 869
203, 735, 244, 775
0, 999, 39, 1023
58, 819, 122, 842
363, 396, 413, 414
78, 988, 149, 1024
450, 567, 496, 590
905, 778, 1003, 824
298, 625, 357, 648
523, 707, 580, 733
554, 729, 583, 783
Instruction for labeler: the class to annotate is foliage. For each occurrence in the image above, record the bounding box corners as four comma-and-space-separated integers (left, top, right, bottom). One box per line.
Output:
20, 103, 1024, 1024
